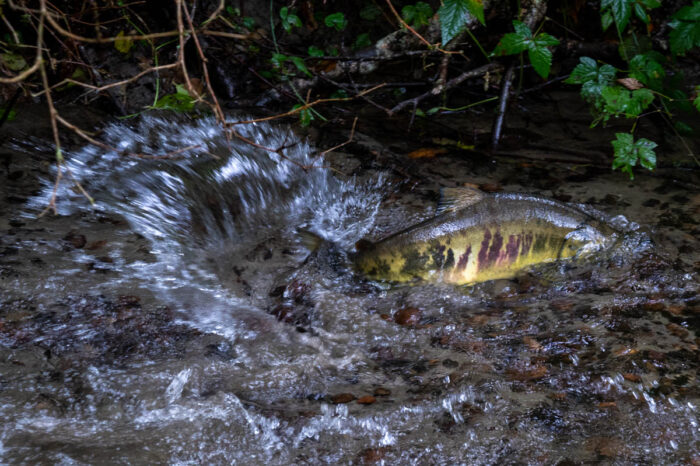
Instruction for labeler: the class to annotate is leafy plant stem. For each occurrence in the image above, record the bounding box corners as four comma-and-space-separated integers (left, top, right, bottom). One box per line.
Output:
269, 0, 325, 121
465, 28, 490, 61
616, 23, 629, 62
431, 95, 499, 112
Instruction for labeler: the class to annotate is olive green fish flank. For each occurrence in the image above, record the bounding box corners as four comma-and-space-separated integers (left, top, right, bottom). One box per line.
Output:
351, 188, 617, 285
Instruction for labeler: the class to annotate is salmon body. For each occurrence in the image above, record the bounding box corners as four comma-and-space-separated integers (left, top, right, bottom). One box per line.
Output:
353, 190, 616, 285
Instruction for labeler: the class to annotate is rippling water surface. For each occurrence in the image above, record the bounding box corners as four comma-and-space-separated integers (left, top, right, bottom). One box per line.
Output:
1, 114, 698, 464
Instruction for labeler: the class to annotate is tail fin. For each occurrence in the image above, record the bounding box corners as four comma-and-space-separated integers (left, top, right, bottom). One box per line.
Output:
296, 228, 325, 252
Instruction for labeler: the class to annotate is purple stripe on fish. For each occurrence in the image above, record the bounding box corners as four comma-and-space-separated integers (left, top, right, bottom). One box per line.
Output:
456, 245, 471, 271
487, 230, 504, 266
505, 234, 521, 263
477, 229, 491, 270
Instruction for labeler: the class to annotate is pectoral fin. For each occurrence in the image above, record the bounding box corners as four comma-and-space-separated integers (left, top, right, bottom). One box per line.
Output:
297, 229, 325, 252
437, 187, 485, 214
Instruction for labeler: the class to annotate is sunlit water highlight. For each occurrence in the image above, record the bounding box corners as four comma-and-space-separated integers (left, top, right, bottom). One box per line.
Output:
1, 114, 697, 463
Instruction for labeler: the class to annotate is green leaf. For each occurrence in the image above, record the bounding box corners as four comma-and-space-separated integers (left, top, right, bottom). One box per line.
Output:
565, 56, 599, 84
308, 46, 324, 57
638, 0, 661, 9
601, 86, 654, 119
565, 57, 617, 109
114, 30, 133, 54
360, 5, 382, 21
330, 89, 348, 99
674, 121, 694, 135
629, 88, 654, 115
0, 107, 16, 121
611, 133, 657, 178
292, 104, 313, 126
674, 1, 700, 21
527, 33, 559, 78
534, 32, 560, 47
402, 2, 434, 28
151, 84, 195, 112
242, 16, 256, 30
602, 0, 632, 32
438, 0, 485, 45
353, 32, 372, 49
324, 12, 347, 31
512, 20, 532, 39
492, 32, 528, 56
668, 19, 700, 56
0, 52, 26, 71
634, 3, 648, 23
280, 7, 302, 32
694, 94, 700, 112
601, 11, 613, 31
528, 45, 553, 78
465, 0, 485, 26
629, 53, 665, 89
289, 56, 312, 77
271, 52, 288, 69
439, 0, 469, 45
635, 138, 657, 170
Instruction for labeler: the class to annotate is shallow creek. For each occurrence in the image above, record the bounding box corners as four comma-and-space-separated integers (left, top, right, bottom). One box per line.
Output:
0, 111, 698, 464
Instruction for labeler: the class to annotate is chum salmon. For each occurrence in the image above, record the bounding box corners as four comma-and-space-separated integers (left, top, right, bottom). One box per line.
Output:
302, 187, 618, 286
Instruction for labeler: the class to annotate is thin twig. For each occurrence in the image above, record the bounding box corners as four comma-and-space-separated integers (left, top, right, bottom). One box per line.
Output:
31, 62, 179, 97
182, 2, 226, 123
226, 84, 386, 126
391, 63, 500, 114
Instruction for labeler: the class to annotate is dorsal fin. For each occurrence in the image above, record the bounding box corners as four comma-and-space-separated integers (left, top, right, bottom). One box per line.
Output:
437, 187, 485, 214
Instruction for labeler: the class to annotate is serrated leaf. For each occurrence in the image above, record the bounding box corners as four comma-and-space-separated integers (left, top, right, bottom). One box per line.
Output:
439, 0, 470, 45
465, 0, 485, 26
674, 2, 700, 21
565, 56, 598, 84
669, 20, 699, 56
114, 30, 133, 54
492, 32, 528, 55
609, 0, 632, 32
629, 53, 665, 89
512, 20, 532, 39
611, 132, 656, 178
528, 45, 553, 78
636, 138, 657, 170
565, 57, 617, 108
534, 32, 560, 47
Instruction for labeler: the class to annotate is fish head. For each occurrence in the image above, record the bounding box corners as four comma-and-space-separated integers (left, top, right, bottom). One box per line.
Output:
562, 222, 616, 259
